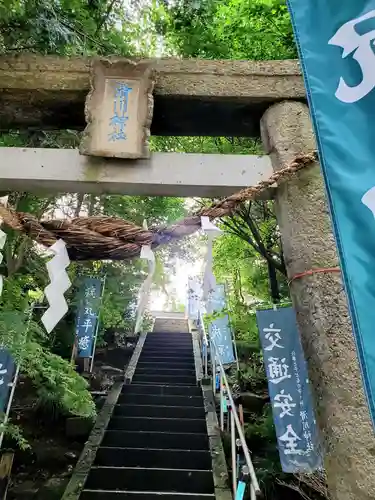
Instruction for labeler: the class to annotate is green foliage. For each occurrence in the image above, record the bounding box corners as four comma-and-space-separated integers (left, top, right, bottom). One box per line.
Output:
102, 194, 186, 226
141, 311, 154, 334
152, 135, 261, 155
0, 309, 95, 418
245, 405, 291, 496
0, 0, 167, 57
0, 0, 127, 55
0, 419, 30, 450
246, 404, 276, 444
158, 0, 297, 60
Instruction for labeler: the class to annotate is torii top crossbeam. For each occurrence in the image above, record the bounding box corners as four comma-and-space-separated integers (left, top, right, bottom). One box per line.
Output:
0, 55, 305, 137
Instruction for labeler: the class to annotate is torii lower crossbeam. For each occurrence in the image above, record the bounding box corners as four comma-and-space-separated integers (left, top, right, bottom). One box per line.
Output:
0, 148, 273, 198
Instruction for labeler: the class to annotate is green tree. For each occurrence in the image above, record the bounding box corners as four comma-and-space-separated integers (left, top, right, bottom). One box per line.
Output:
159, 0, 297, 60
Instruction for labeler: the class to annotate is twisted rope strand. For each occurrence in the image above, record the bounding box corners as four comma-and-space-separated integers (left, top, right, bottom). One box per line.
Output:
0, 151, 318, 261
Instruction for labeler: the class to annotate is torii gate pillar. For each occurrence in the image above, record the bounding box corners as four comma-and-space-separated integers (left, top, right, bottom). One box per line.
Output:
260, 101, 375, 500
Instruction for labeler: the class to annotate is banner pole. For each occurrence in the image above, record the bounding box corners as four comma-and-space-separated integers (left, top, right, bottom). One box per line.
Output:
225, 283, 240, 372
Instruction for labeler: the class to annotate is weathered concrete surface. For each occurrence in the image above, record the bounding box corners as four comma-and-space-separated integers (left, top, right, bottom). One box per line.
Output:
261, 101, 375, 500
0, 147, 273, 198
0, 54, 304, 136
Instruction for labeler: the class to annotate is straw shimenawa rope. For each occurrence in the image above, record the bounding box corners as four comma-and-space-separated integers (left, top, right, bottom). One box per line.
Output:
0, 152, 318, 261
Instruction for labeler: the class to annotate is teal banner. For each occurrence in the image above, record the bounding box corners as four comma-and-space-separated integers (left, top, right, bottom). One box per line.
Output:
75, 278, 103, 358
208, 284, 236, 365
257, 307, 322, 472
287, 1, 375, 423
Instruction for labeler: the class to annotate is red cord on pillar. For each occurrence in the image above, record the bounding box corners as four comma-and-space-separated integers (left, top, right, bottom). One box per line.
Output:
288, 267, 341, 286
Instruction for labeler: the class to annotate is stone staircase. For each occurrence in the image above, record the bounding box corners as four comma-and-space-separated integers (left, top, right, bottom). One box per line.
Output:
79, 318, 216, 499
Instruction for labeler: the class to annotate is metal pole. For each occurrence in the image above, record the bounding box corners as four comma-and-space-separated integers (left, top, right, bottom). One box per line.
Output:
89, 319, 100, 373
250, 484, 256, 500
223, 280, 239, 371
220, 374, 224, 431
233, 332, 240, 372
213, 338, 260, 495
211, 336, 216, 394
231, 409, 237, 497
204, 338, 208, 377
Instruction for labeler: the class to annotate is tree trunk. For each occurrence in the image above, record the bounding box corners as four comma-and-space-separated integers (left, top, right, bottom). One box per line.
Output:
267, 258, 280, 303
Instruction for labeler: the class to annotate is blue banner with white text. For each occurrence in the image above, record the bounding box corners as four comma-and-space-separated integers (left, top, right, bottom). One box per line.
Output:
287, 0, 375, 426
75, 278, 103, 358
257, 307, 322, 472
208, 284, 235, 365
0, 348, 16, 413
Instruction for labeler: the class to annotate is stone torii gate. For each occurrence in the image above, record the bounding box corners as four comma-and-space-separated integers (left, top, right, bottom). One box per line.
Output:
0, 54, 374, 500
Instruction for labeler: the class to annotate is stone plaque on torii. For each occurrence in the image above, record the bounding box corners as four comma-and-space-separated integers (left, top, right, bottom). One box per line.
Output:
80, 58, 155, 159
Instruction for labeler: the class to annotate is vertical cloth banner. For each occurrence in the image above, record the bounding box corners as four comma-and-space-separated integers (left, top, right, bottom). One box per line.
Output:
0, 348, 16, 413
75, 278, 103, 358
287, 0, 375, 426
208, 284, 235, 365
257, 307, 322, 472
187, 276, 202, 321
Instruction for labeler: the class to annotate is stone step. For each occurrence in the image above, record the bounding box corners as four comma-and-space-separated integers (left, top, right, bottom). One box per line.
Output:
141, 348, 194, 356
101, 430, 209, 450
144, 337, 192, 344
138, 353, 195, 362
114, 404, 205, 419
139, 355, 195, 363
117, 393, 203, 407
141, 347, 194, 355
145, 336, 192, 342
108, 416, 207, 434
94, 446, 212, 469
130, 381, 197, 387
134, 367, 197, 378
152, 327, 190, 333
148, 331, 191, 337
84, 467, 214, 494
121, 384, 201, 397
145, 334, 192, 340
154, 329, 190, 333
132, 374, 197, 385
136, 361, 196, 370
81, 490, 215, 499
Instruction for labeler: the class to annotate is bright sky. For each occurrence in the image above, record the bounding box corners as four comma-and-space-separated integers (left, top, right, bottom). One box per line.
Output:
150, 256, 203, 311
